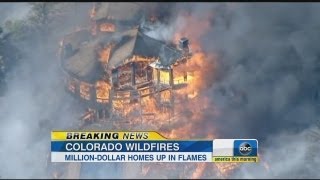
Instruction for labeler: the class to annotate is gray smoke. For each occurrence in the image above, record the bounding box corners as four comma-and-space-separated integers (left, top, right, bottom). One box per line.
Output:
170, 2, 320, 178
0, 3, 30, 25
144, 2, 320, 178
0, 3, 92, 178
1, 2, 320, 179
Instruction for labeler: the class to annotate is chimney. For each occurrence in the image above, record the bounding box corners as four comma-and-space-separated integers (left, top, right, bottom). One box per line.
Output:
178, 37, 189, 52
64, 43, 73, 59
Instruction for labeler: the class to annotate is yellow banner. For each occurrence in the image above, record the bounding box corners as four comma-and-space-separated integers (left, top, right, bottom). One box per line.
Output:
51, 131, 167, 141
212, 156, 259, 163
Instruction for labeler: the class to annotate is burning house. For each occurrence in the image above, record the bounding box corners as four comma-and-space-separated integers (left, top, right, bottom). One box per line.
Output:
49, 2, 252, 179
47, 3, 278, 178
59, 2, 192, 126
51, 2, 197, 178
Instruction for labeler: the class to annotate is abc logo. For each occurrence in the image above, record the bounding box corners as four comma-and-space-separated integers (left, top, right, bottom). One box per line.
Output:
239, 142, 252, 155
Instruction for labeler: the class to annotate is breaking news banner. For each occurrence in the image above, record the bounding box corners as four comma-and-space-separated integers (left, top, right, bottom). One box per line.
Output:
51, 131, 259, 163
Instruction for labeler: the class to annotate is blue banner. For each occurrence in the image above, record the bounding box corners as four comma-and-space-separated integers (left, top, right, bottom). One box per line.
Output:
51, 140, 213, 152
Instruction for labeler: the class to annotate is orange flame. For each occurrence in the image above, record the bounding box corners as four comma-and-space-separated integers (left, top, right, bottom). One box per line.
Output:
141, 11, 236, 178
215, 163, 240, 178
120, 10, 218, 142
100, 23, 116, 32
71, 8, 239, 178
79, 82, 91, 100
191, 163, 207, 179
99, 44, 113, 63
96, 80, 110, 103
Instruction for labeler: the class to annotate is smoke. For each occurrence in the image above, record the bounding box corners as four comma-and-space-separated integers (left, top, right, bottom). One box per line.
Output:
144, 2, 320, 178
232, 130, 320, 178
0, 3, 31, 25
0, 3, 92, 178
161, 2, 320, 178
1, 2, 320, 179
201, 3, 320, 140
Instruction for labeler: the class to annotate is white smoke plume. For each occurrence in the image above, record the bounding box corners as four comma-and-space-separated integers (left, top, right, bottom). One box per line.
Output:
1, 2, 320, 179
144, 2, 320, 178
0, 3, 30, 25
0, 3, 92, 178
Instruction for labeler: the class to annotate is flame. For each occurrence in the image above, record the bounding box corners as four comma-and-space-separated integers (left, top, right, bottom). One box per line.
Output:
173, 52, 214, 99
142, 11, 234, 179
159, 10, 218, 139
99, 44, 113, 63
131, 55, 158, 62
68, 78, 77, 93
118, 67, 132, 87
112, 90, 140, 118
110, 9, 219, 149
191, 163, 207, 179
96, 80, 110, 103
100, 23, 116, 32
159, 70, 170, 85
215, 163, 240, 177
62, 7, 240, 178
141, 97, 158, 114
259, 153, 270, 172
80, 81, 91, 100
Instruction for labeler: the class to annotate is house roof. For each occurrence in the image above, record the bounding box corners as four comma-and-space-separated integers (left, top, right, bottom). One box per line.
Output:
63, 29, 92, 50
107, 28, 139, 69
93, 2, 142, 22
107, 28, 183, 70
62, 36, 110, 83
62, 27, 183, 83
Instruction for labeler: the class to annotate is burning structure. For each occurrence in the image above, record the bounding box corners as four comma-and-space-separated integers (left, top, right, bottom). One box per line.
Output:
51, 2, 243, 179
59, 2, 192, 126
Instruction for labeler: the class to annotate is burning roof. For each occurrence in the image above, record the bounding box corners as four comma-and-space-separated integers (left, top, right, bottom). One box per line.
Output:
107, 28, 183, 69
62, 27, 184, 83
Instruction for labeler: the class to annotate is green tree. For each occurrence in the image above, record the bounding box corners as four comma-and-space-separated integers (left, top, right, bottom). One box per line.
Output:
4, 19, 31, 42
3, 3, 62, 46
0, 26, 21, 95
0, 27, 21, 70
28, 2, 60, 40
